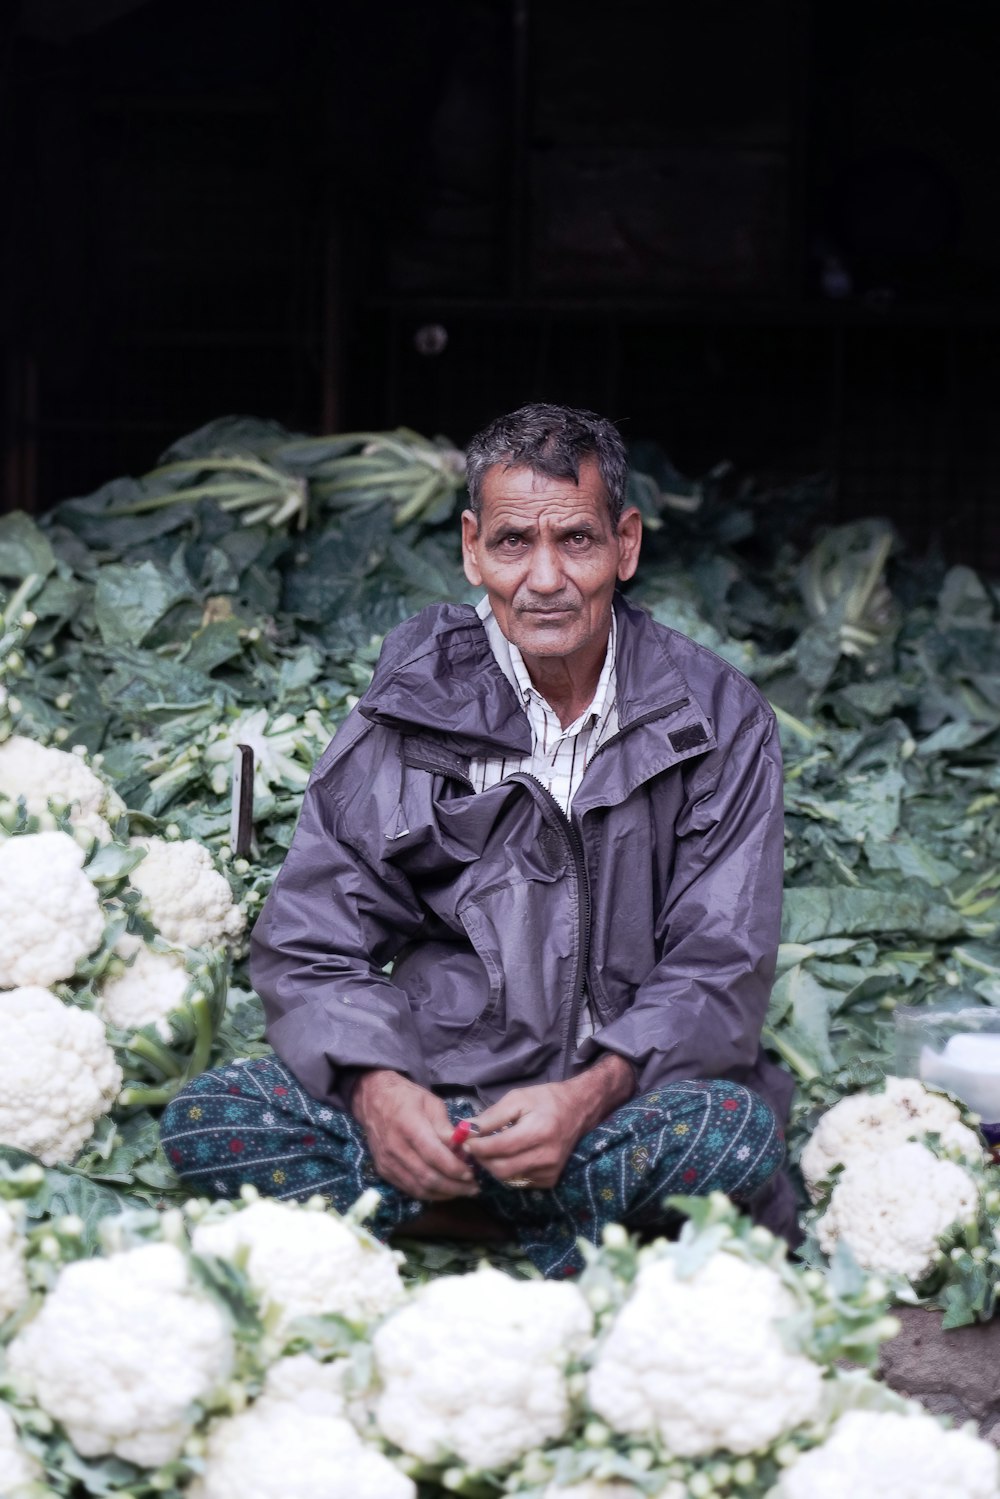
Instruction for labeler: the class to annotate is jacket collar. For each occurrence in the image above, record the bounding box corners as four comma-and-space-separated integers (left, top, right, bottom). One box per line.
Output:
358, 595, 715, 763
358, 604, 532, 756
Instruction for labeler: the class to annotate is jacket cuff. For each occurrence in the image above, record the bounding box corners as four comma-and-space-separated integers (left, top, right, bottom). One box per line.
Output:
337, 1066, 369, 1116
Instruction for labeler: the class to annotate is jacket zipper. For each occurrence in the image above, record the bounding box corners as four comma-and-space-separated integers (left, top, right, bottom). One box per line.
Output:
509, 772, 592, 1075
584, 695, 691, 766
415, 695, 696, 1062
572, 695, 697, 1027
508, 696, 696, 1051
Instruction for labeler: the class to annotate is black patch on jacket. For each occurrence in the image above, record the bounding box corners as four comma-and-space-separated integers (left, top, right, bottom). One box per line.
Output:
538, 823, 568, 875
669, 724, 709, 753
402, 734, 471, 783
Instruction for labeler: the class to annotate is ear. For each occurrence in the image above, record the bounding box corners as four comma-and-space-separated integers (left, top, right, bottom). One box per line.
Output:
615, 507, 643, 583
461, 510, 484, 587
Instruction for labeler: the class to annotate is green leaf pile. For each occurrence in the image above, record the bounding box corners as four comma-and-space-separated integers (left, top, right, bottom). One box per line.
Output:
3, 417, 1000, 1491
2, 418, 1000, 1156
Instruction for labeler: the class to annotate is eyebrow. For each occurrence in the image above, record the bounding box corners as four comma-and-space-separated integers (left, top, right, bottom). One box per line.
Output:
484, 519, 600, 544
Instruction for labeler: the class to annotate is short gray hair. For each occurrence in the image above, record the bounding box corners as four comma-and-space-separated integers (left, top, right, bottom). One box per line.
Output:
465, 403, 629, 525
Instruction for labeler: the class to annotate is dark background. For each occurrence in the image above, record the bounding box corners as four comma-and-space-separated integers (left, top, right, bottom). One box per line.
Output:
3, 0, 999, 566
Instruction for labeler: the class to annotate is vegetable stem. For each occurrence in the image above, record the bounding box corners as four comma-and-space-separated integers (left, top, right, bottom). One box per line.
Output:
762, 1025, 821, 1083
125, 1031, 184, 1080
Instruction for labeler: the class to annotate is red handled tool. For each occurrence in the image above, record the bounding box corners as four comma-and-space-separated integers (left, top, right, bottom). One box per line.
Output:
449, 1117, 514, 1152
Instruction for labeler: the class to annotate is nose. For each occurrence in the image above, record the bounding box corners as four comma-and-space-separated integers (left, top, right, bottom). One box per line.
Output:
525, 540, 564, 595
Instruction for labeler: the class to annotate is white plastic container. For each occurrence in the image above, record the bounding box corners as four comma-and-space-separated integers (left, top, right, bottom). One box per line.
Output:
895, 1006, 1000, 1141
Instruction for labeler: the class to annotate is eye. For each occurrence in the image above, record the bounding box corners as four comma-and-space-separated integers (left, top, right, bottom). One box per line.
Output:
565, 531, 593, 547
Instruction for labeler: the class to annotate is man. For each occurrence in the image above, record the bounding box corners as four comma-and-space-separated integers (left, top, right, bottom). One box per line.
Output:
161, 403, 795, 1274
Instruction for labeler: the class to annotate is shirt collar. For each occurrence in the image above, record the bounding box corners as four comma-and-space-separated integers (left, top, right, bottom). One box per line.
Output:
476, 595, 617, 732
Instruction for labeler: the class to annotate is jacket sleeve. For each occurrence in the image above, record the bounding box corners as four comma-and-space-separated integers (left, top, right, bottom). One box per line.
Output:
250, 759, 430, 1108
589, 706, 784, 1095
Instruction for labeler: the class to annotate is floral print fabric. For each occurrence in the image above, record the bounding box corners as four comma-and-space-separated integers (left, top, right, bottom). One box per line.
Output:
160, 1056, 784, 1277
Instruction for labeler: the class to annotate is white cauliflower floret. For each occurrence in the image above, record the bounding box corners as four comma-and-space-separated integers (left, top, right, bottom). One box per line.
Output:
192, 1198, 405, 1333
189, 1354, 415, 1499
771, 1407, 1000, 1498
0, 986, 122, 1164
7, 1241, 233, 1468
0, 831, 104, 988
587, 1250, 824, 1457
0, 1402, 42, 1493
0, 1198, 29, 1322
256, 1354, 351, 1416
373, 1268, 593, 1471
544, 1485, 658, 1498
96, 933, 189, 1038
801, 1077, 982, 1200
816, 1140, 979, 1281
0, 734, 125, 844
260, 1349, 373, 1438
129, 836, 245, 949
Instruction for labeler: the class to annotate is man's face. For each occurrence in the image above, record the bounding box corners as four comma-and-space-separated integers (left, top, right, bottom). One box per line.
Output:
461, 458, 642, 663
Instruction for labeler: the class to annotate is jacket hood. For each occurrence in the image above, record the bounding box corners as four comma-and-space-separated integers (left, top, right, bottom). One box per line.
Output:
357, 602, 529, 755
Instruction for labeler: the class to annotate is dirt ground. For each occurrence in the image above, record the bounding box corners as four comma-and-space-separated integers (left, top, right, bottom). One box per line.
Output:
879, 1307, 1000, 1443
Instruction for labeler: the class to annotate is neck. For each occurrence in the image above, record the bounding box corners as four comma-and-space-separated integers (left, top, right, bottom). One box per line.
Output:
519, 629, 610, 729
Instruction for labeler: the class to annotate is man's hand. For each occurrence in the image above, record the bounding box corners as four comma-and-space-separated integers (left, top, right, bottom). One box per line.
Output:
351, 1070, 481, 1202
464, 1053, 635, 1190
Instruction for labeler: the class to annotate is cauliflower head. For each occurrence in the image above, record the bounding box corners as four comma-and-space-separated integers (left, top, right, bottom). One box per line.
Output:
0, 735, 125, 844
373, 1267, 593, 1471
0, 830, 104, 988
0, 1198, 29, 1323
96, 934, 190, 1038
192, 1198, 405, 1333
189, 1355, 415, 1499
0, 986, 122, 1165
7, 1241, 234, 1468
771, 1407, 1000, 1499
816, 1140, 979, 1281
587, 1250, 824, 1458
801, 1077, 982, 1200
0, 1401, 42, 1494
129, 836, 245, 949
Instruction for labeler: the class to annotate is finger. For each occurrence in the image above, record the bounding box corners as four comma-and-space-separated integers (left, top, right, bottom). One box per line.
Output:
471, 1096, 526, 1136
446, 1118, 475, 1152
464, 1119, 536, 1162
392, 1166, 480, 1202
423, 1132, 479, 1181
380, 1146, 481, 1201
475, 1150, 533, 1178
426, 1102, 462, 1149
479, 1155, 559, 1189
473, 1132, 566, 1181
399, 1128, 478, 1186
470, 1140, 547, 1178
404, 1163, 482, 1201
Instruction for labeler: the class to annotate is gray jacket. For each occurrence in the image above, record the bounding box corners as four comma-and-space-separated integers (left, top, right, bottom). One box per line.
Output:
251, 595, 793, 1133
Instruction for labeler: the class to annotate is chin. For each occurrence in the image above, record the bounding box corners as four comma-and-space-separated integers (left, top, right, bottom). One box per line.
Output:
509, 622, 585, 657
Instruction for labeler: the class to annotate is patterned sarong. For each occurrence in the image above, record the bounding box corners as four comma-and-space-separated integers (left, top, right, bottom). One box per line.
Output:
161, 1054, 784, 1277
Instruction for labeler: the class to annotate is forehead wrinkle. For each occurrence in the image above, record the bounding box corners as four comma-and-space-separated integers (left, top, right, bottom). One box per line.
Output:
480, 496, 612, 540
